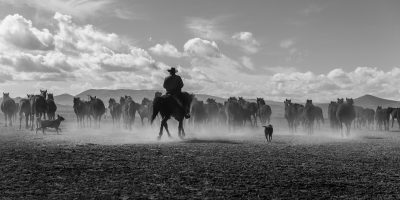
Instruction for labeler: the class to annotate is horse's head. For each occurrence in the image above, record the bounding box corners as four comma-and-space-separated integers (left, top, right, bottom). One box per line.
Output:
40, 90, 47, 98
238, 97, 246, 104
346, 98, 353, 105
256, 98, 265, 105
337, 98, 344, 104
306, 99, 312, 105
109, 98, 115, 104
57, 115, 65, 121
73, 97, 80, 104
206, 98, 216, 104
3, 92, 9, 98
89, 95, 95, 101
48, 93, 54, 100
284, 99, 291, 106
155, 91, 162, 98
228, 97, 237, 102
119, 96, 125, 104
141, 98, 151, 105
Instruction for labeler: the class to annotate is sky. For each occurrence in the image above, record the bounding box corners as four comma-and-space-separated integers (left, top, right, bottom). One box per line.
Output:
0, 0, 399, 102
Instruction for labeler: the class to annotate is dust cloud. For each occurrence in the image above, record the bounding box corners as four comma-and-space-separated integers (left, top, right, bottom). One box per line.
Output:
29, 116, 383, 146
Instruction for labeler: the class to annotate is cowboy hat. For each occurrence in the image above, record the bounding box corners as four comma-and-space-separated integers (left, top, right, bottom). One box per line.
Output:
167, 67, 178, 73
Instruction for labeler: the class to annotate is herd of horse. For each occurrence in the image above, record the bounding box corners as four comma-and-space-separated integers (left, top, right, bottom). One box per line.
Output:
1, 90, 57, 130
1, 90, 399, 138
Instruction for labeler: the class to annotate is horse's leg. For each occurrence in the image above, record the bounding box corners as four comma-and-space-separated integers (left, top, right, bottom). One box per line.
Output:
19, 113, 22, 130
25, 114, 29, 129
4, 113, 7, 127
9, 113, 12, 127
162, 118, 171, 138
178, 120, 184, 139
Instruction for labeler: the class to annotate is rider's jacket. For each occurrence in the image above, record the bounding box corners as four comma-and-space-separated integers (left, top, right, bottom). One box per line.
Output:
163, 75, 183, 95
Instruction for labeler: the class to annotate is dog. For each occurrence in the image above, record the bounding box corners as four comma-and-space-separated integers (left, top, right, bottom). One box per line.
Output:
262, 124, 273, 142
36, 115, 65, 134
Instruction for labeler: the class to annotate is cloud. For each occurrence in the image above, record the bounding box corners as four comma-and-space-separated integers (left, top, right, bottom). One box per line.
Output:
232, 32, 260, 54
241, 56, 254, 70
0, 72, 12, 83
184, 38, 221, 58
280, 39, 295, 49
1, 0, 113, 20
302, 4, 324, 16
0, 14, 54, 50
149, 42, 183, 58
268, 67, 400, 101
0, 12, 162, 89
186, 17, 226, 41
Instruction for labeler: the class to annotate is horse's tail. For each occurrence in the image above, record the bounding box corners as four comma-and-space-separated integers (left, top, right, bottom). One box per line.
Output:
151, 97, 161, 124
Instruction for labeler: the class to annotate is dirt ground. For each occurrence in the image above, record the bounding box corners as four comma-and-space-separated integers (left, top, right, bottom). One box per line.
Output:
1, 121, 400, 199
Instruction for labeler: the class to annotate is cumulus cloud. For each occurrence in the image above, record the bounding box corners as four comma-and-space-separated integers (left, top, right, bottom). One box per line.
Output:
232, 32, 260, 54
183, 38, 221, 58
0, 12, 162, 89
0, 14, 54, 50
149, 42, 183, 58
268, 67, 400, 101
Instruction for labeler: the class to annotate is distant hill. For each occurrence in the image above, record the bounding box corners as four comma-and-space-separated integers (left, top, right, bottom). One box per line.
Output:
354, 94, 400, 109
54, 93, 75, 106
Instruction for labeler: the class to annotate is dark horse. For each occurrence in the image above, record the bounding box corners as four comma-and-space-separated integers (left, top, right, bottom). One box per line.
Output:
284, 99, 297, 132
88, 96, 105, 128
137, 98, 152, 126
120, 96, 139, 130
1, 93, 17, 127
46, 93, 57, 120
29, 90, 47, 130
336, 98, 356, 137
151, 92, 194, 139
19, 96, 31, 129
304, 100, 316, 135
108, 98, 122, 127
73, 97, 85, 127
256, 98, 272, 126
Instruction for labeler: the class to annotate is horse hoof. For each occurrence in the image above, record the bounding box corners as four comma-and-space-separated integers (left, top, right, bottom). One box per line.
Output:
157, 136, 162, 140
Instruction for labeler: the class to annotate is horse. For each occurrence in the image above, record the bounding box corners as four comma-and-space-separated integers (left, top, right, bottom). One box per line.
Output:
336, 98, 356, 136
313, 105, 324, 129
121, 96, 139, 130
256, 98, 272, 126
151, 92, 194, 139
88, 96, 105, 128
29, 90, 47, 130
304, 100, 316, 135
284, 99, 297, 132
205, 98, 219, 125
225, 97, 244, 129
363, 108, 375, 130
46, 93, 57, 120
238, 97, 257, 126
108, 98, 122, 127
1, 93, 17, 127
19, 97, 31, 129
73, 97, 86, 127
190, 98, 207, 126
390, 108, 399, 129
137, 98, 152, 126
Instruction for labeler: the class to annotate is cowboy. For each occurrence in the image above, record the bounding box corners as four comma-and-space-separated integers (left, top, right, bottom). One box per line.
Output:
163, 67, 190, 118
